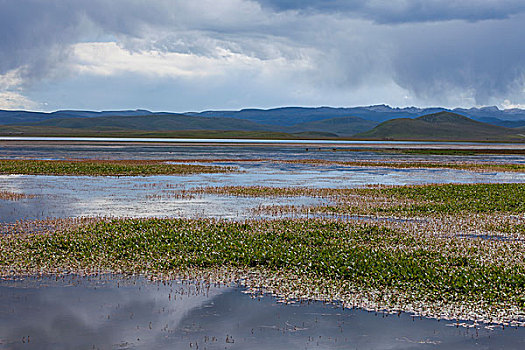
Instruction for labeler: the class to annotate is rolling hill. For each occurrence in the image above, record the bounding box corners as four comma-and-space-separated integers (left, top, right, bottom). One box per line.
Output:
355, 111, 525, 141
289, 116, 378, 137
22, 114, 274, 132
1, 108, 525, 141
1, 113, 377, 138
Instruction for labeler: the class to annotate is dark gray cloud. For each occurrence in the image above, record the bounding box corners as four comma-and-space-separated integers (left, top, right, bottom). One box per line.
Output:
0, 1, 81, 80
390, 16, 525, 105
258, 0, 525, 23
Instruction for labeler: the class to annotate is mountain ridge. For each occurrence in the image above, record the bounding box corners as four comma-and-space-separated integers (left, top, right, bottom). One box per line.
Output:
2, 105, 525, 127
1, 107, 525, 141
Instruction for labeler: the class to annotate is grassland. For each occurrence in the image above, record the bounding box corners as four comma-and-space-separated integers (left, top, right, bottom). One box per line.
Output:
1, 182, 524, 326
0, 126, 319, 139
0, 159, 235, 176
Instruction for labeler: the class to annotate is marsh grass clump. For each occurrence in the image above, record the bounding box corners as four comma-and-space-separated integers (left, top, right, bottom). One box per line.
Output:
0, 190, 35, 201
0, 159, 236, 176
189, 186, 356, 199
1, 218, 524, 326
0, 217, 105, 235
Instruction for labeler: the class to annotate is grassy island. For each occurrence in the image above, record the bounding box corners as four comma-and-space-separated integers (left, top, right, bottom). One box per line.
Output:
0, 159, 235, 176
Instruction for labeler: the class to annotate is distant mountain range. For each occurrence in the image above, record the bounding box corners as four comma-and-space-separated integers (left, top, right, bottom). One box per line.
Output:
1, 105, 525, 141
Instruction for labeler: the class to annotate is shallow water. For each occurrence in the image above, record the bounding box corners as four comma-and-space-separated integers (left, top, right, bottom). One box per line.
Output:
1, 275, 524, 350
1, 142, 525, 163
0, 160, 524, 223
3, 136, 523, 145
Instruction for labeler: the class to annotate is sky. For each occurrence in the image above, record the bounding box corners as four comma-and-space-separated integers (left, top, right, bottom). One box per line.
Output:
1, 0, 524, 112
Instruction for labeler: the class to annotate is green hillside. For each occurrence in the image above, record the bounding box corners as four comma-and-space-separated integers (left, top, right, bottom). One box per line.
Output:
1, 113, 369, 138
0, 125, 321, 140
23, 114, 273, 132
290, 116, 377, 137
355, 111, 525, 141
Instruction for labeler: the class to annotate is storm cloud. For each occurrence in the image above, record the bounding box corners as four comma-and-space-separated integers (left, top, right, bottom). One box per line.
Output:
259, 0, 525, 23
0, 0, 524, 110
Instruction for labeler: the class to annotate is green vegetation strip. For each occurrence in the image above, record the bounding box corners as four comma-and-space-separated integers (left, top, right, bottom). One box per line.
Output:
362, 148, 525, 156
1, 218, 524, 325
281, 159, 525, 173
189, 185, 352, 198
319, 183, 525, 216
0, 159, 235, 176
0, 127, 310, 140
197, 183, 525, 216
373, 183, 525, 214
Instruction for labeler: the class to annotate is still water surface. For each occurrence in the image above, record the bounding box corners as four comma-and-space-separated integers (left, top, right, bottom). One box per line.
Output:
4, 136, 524, 145
1, 275, 524, 350
1, 142, 525, 163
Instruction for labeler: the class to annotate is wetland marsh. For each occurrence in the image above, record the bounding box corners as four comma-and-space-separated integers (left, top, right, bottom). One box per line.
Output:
1, 140, 524, 349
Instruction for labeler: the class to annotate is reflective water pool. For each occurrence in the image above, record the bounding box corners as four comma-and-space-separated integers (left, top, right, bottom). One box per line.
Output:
1, 275, 524, 350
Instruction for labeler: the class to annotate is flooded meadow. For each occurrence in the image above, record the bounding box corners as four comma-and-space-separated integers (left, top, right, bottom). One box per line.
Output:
1, 140, 525, 349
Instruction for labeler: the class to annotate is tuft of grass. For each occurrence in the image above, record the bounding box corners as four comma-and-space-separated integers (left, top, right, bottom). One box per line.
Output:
0, 190, 35, 201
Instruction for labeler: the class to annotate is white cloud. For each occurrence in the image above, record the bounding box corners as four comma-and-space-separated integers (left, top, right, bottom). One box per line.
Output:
0, 91, 38, 110
70, 41, 315, 80
0, 68, 38, 110
0, 69, 24, 90
502, 99, 525, 110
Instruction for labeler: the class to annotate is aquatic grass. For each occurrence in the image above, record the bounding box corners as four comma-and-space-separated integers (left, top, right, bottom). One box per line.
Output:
215, 183, 525, 216
393, 148, 525, 156
334, 147, 525, 156
1, 218, 525, 326
0, 159, 236, 176
374, 183, 525, 214
149, 158, 525, 173
189, 186, 359, 199
0, 217, 106, 235
0, 190, 35, 201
